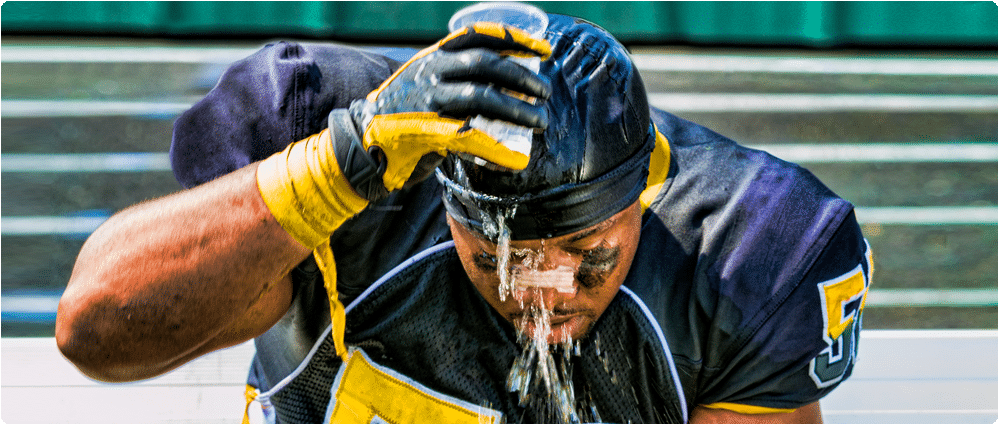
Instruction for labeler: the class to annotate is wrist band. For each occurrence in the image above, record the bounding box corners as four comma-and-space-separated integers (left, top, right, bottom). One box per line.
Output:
256, 127, 370, 249
256, 124, 370, 362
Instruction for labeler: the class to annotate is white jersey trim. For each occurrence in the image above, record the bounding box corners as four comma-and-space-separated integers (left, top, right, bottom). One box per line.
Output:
256, 241, 459, 403
619, 285, 691, 423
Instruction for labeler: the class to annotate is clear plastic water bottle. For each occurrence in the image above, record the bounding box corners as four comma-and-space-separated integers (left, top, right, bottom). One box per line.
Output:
448, 2, 548, 161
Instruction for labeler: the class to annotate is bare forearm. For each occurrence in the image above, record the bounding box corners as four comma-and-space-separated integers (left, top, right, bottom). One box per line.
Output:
56, 163, 307, 381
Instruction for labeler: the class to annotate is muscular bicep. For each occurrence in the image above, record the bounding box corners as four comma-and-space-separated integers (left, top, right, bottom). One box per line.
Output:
690, 401, 822, 424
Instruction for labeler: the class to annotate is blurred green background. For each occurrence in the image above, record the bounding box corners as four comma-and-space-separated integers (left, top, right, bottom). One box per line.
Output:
3, 1, 997, 47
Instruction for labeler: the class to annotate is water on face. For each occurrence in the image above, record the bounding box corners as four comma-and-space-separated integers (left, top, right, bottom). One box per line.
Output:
491, 211, 600, 423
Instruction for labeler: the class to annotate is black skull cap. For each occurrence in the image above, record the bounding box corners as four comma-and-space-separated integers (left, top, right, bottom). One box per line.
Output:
438, 14, 654, 240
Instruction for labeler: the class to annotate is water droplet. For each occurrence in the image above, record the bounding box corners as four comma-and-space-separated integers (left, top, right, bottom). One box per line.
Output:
587, 393, 602, 423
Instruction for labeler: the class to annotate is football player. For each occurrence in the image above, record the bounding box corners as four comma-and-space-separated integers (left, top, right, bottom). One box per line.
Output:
57, 13, 871, 423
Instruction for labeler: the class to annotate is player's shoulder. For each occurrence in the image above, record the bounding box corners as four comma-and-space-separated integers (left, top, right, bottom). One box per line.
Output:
651, 107, 838, 204
638, 109, 872, 405
641, 105, 864, 345
648, 106, 852, 234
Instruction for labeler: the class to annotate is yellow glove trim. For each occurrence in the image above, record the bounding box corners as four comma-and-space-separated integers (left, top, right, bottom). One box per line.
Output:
256, 130, 370, 249
468, 22, 553, 60
640, 126, 671, 212
366, 40, 443, 103
701, 402, 796, 415
366, 23, 551, 103
364, 112, 529, 191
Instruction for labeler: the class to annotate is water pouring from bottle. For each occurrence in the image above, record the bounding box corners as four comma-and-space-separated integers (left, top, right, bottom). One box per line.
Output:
447, 4, 605, 420
448, 2, 548, 162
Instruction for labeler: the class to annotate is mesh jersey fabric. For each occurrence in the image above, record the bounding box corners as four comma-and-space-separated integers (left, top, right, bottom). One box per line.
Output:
168, 39, 871, 419
266, 243, 685, 424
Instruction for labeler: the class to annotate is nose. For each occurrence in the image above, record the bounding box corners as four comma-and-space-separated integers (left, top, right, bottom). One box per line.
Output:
506, 244, 580, 308
515, 285, 568, 311
512, 261, 578, 310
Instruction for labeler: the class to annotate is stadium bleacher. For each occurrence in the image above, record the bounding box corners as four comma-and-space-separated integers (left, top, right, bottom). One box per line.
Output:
3, 42, 995, 331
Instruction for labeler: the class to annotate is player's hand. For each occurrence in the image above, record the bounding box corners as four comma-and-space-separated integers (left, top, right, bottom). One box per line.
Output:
344, 23, 552, 199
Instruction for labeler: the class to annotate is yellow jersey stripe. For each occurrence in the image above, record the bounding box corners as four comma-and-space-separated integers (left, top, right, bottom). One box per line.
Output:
702, 402, 796, 415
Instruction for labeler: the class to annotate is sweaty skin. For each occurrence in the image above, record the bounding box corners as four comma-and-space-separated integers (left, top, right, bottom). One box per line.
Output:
472, 243, 620, 289
56, 164, 304, 382
449, 201, 642, 344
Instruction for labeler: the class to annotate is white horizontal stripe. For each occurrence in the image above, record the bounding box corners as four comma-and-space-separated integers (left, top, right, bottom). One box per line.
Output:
2, 289, 995, 317
2, 295, 61, 314
1, 208, 995, 236
866, 289, 997, 308
2, 100, 194, 117
648, 93, 997, 113
6, 47, 996, 77
1, 216, 107, 235
855, 206, 997, 225
861, 329, 997, 339
632, 54, 998, 76
3, 153, 172, 172
5, 94, 996, 118
2, 46, 257, 63
747, 143, 998, 163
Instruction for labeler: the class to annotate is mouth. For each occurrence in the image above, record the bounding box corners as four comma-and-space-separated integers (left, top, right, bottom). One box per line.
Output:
549, 312, 578, 326
512, 310, 588, 343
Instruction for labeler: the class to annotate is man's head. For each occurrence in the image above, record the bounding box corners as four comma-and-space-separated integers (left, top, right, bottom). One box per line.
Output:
437, 14, 652, 342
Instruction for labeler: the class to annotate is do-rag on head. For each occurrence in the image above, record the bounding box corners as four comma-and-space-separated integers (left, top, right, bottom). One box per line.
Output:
437, 14, 654, 241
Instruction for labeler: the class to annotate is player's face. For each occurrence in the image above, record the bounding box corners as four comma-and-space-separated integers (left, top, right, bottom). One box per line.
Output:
450, 201, 642, 344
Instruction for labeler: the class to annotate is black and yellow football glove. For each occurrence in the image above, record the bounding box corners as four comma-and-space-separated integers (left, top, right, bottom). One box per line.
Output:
257, 23, 551, 249
339, 22, 552, 200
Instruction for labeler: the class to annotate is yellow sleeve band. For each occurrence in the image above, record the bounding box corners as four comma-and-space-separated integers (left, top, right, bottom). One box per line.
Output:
256, 129, 370, 249
256, 130, 364, 363
701, 402, 796, 415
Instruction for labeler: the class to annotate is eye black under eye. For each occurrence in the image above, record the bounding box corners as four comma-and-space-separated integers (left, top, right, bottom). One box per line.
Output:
581, 246, 618, 267
576, 246, 620, 289
474, 251, 498, 271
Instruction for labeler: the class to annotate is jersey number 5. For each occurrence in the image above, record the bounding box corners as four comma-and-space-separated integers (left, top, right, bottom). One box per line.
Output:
810, 242, 873, 388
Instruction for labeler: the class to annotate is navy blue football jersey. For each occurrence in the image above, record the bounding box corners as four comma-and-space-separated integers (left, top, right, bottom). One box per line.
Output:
171, 41, 872, 422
